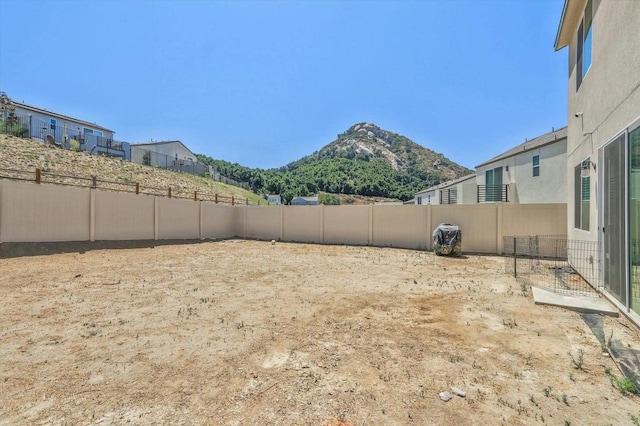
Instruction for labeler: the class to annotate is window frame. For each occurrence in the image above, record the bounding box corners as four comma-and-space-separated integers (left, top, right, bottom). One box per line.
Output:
574, 158, 591, 231
533, 155, 540, 177
576, 0, 593, 90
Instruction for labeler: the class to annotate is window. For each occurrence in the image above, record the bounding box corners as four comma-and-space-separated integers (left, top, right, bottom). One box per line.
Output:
577, 0, 593, 90
83, 128, 103, 137
533, 155, 540, 177
417, 196, 422, 205
485, 166, 503, 201
574, 158, 590, 230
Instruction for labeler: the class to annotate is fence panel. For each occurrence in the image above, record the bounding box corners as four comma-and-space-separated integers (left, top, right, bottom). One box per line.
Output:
324, 205, 370, 245
0, 180, 91, 242
504, 235, 599, 297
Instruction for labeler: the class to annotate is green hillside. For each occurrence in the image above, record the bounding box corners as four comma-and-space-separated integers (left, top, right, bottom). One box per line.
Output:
198, 122, 471, 203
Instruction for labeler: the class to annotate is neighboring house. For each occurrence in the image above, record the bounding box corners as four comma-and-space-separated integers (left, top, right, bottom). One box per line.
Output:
475, 127, 567, 203
414, 174, 476, 205
130, 140, 197, 165
267, 194, 282, 205
555, 0, 640, 322
10, 101, 124, 158
290, 196, 319, 205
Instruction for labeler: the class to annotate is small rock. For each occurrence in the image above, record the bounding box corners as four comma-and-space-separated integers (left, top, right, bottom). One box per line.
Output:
439, 391, 453, 402
271, 240, 276, 245
451, 387, 466, 398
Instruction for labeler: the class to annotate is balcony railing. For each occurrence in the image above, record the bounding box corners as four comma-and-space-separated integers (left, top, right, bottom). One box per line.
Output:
477, 184, 508, 203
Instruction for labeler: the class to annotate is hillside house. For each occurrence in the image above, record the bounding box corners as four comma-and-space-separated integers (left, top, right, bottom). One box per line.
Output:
556, 0, 640, 323
10, 101, 124, 158
130, 140, 197, 164
475, 127, 567, 203
291, 196, 318, 206
267, 195, 282, 205
414, 174, 476, 205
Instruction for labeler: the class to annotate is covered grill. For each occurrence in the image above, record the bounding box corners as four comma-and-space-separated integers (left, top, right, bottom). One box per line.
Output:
432, 223, 462, 256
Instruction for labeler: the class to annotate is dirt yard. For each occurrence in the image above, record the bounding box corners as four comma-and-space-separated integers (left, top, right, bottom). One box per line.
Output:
1, 240, 638, 425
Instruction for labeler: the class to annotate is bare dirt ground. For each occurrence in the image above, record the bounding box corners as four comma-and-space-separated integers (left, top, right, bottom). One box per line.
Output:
1, 240, 638, 425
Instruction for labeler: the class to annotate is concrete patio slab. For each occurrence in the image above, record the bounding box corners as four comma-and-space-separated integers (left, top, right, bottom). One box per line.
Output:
532, 286, 619, 316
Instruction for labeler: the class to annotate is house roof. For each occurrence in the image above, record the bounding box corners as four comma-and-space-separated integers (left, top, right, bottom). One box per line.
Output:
416, 173, 476, 196
475, 126, 567, 169
12, 101, 115, 133
292, 196, 319, 202
555, 0, 586, 51
131, 140, 196, 156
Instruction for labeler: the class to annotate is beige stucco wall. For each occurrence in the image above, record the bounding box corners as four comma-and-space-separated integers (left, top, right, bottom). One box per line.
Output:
283, 205, 322, 243
432, 204, 499, 253
372, 205, 430, 249
157, 197, 200, 239
324, 205, 370, 245
244, 205, 281, 240
502, 204, 568, 237
565, 1, 640, 242
202, 203, 236, 239
0, 181, 568, 254
95, 191, 155, 240
0, 180, 90, 242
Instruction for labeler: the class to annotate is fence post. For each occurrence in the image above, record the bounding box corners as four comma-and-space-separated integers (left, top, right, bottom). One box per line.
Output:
194, 191, 197, 201
135, 183, 139, 194
215, 193, 218, 204
168, 187, 172, 198
92, 176, 97, 188
245, 198, 248, 206
35, 168, 41, 184
513, 237, 517, 278
232, 196, 235, 206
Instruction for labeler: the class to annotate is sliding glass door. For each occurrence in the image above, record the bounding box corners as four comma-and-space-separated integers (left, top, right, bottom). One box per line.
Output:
629, 126, 640, 315
602, 134, 626, 304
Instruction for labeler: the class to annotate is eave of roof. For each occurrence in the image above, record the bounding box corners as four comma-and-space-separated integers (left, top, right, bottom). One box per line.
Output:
132, 140, 196, 155
555, 0, 586, 51
475, 127, 567, 169
12, 101, 115, 133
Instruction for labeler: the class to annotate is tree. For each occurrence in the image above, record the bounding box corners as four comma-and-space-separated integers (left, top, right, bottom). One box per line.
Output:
0, 92, 27, 137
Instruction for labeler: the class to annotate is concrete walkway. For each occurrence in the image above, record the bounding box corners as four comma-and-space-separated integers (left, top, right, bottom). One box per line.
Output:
532, 286, 618, 316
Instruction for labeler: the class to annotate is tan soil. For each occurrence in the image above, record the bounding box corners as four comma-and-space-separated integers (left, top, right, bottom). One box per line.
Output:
1, 241, 638, 425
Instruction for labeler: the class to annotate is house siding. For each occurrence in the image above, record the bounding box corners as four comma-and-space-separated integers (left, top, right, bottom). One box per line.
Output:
559, 0, 640, 324
13, 105, 115, 143
565, 1, 640, 243
476, 138, 567, 204
133, 142, 197, 162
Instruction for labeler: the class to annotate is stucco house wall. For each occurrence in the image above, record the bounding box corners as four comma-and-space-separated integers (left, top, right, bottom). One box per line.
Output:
476, 138, 567, 204
414, 189, 438, 205
132, 141, 197, 162
475, 128, 567, 204
556, 0, 640, 324
562, 0, 640, 243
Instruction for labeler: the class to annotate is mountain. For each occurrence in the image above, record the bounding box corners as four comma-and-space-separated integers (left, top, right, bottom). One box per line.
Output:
284, 122, 470, 180
197, 122, 471, 203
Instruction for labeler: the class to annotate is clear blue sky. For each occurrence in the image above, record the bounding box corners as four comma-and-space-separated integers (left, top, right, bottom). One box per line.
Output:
0, 0, 567, 170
